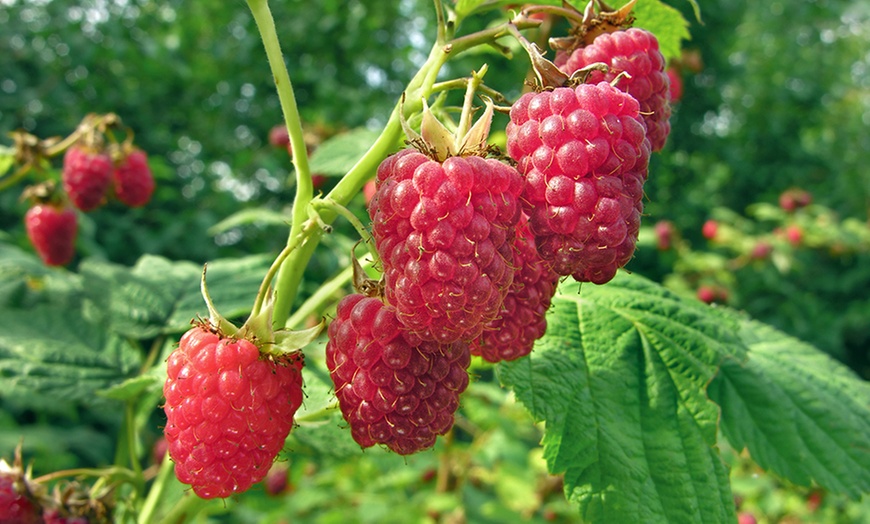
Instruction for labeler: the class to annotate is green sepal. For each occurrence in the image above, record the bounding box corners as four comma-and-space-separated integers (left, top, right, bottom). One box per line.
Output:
199, 264, 239, 337
271, 319, 325, 356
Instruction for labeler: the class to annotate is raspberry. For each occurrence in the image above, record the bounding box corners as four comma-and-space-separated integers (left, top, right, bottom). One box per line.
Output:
0, 471, 41, 524
779, 188, 812, 212
326, 294, 470, 455
112, 148, 155, 207
560, 28, 671, 151
25, 203, 78, 266
62, 146, 112, 211
667, 66, 683, 103
369, 149, 523, 343
702, 219, 718, 240
471, 215, 558, 362
268, 124, 290, 148
162, 325, 304, 499
654, 220, 675, 251
505, 81, 651, 284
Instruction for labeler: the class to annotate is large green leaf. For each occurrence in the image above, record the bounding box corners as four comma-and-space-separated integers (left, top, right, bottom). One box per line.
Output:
499, 272, 743, 523
0, 305, 141, 404
709, 316, 870, 498
632, 0, 691, 62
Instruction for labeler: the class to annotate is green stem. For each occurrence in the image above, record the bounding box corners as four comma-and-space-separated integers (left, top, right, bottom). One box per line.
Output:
125, 402, 144, 491
284, 253, 374, 329
246, 0, 312, 321
155, 492, 210, 524
137, 458, 174, 524
310, 197, 380, 267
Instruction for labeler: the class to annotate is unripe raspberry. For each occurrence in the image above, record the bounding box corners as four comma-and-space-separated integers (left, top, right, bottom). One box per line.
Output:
505, 81, 651, 284
62, 146, 112, 211
560, 28, 671, 151
369, 149, 523, 343
471, 215, 559, 362
25, 203, 78, 266
326, 294, 470, 455
113, 148, 155, 207
163, 325, 304, 499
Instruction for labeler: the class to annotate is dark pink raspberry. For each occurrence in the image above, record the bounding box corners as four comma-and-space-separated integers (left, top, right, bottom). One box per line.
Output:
368, 149, 523, 343
112, 148, 155, 207
62, 146, 113, 211
25, 203, 78, 266
0, 471, 41, 524
163, 325, 304, 499
560, 28, 671, 151
471, 215, 559, 362
506, 81, 651, 284
326, 294, 470, 455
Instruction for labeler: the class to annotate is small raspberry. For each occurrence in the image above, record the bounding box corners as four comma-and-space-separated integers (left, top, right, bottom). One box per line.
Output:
667, 66, 683, 103
163, 325, 304, 499
326, 294, 470, 455
25, 203, 78, 266
369, 149, 523, 343
62, 146, 112, 211
779, 188, 812, 212
505, 81, 651, 284
560, 28, 671, 151
268, 124, 290, 148
112, 148, 155, 207
654, 220, 676, 251
702, 219, 718, 240
471, 215, 559, 362
0, 471, 41, 524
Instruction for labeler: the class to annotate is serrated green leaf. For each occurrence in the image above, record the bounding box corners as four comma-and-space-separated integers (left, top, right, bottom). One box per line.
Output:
0, 306, 141, 403
633, 0, 691, 62
308, 128, 383, 177
206, 207, 290, 236
499, 272, 743, 523
709, 316, 870, 498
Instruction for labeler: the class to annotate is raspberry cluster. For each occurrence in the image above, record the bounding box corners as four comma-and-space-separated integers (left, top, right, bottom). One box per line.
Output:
506, 81, 651, 283
369, 149, 523, 344
558, 28, 671, 151
326, 294, 469, 454
163, 325, 304, 499
62, 145, 155, 212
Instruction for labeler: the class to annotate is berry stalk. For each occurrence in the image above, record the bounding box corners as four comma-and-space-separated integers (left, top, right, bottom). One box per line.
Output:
245, 0, 312, 246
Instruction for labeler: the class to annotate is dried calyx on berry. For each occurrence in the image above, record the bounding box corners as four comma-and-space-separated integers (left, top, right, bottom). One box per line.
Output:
161, 267, 323, 499
0, 445, 44, 524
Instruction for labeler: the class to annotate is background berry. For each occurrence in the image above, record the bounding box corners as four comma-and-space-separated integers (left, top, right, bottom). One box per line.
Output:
559, 28, 671, 151
163, 325, 304, 499
369, 149, 523, 343
505, 81, 651, 284
62, 146, 113, 212
112, 148, 155, 207
25, 203, 78, 266
326, 294, 470, 455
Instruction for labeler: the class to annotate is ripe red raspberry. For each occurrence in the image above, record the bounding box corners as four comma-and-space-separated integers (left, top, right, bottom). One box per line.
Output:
268, 124, 290, 148
62, 146, 113, 211
163, 325, 304, 499
560, 28, 671, 151
667, 66, 683, 103
25, 203, 78, 266
654, 220, 675, 251
112, 148, 155, 207
369, 149, 523, 343
471, 215, 559, 362
779, 188, 812, 212
505, 81, 651, 284
0, 471, 41, 524
702, 219, 718, 240
326, 294, 470, 455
